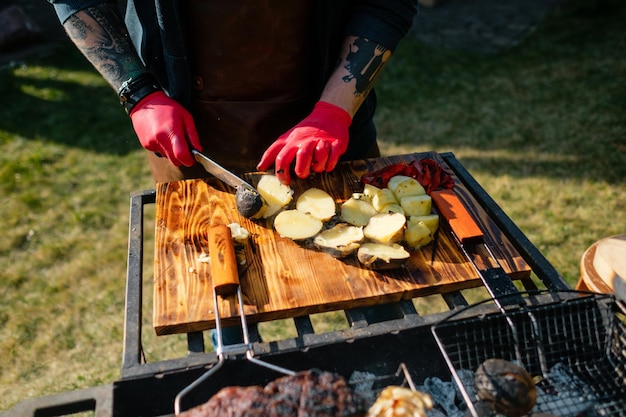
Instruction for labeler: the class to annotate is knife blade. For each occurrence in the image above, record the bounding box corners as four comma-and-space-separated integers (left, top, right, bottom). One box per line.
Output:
193, 150, 255, 191
192, 150, 266, 219
431, 189, 524, 307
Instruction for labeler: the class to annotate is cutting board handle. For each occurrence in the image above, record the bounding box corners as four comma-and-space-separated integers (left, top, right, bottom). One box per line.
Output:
208, 224, 240, 296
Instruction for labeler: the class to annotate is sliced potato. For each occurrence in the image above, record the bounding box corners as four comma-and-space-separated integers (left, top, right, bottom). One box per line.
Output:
273, 209, 323, 240
363, 212, 406, 245
313, 223, 364, 258
404, 218, 433, 249
296, 188, 336, 221
256, 174, 294, 218
400, 195, 432, 217
409, 214, 439, 234
388, 175, 425, 200
357, 243, 410, 270
372, 188, 398, 212
341, 196, 378, 227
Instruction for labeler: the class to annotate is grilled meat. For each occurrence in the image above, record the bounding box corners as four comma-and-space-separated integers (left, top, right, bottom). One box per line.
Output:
180, 369, 364, 417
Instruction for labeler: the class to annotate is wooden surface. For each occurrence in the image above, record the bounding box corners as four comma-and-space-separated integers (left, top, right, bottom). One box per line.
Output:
577, 234, 626, 293
153, 152, 531, 335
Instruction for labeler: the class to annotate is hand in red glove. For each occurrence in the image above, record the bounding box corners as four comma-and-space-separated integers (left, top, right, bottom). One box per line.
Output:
130, 91, 202, 167
257, 101, 352, 185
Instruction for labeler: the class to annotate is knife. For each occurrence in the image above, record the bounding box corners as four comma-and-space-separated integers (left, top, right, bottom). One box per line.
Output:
192, 150, 266, 219
431, 189, 524, 307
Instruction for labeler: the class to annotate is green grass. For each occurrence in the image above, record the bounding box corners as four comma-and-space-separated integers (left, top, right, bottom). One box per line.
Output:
1, 0, 625, 411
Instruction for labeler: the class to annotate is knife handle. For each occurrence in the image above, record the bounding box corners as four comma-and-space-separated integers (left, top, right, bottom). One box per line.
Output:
208, 224, 240, 296
431, 189, 484, 243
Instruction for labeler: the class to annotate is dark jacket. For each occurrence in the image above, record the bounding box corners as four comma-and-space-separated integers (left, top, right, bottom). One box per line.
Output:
49, 0, 417, 160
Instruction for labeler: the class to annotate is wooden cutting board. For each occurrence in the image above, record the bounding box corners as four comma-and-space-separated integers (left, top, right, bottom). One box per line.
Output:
153, 152, 530, 335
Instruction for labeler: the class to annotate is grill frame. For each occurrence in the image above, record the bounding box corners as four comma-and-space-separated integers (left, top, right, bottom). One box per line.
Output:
6, 152, 574, 417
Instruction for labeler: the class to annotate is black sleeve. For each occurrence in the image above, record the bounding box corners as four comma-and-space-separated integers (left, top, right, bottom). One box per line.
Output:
344, 0, 418, 51
47, 0, 109, 23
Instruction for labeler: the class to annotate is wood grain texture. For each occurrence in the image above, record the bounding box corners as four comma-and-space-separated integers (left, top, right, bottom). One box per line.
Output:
153, 152, 531, 335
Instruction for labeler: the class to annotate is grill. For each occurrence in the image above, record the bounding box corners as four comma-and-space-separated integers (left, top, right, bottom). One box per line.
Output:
10, 152, 613, 417
433, 291, 626, 416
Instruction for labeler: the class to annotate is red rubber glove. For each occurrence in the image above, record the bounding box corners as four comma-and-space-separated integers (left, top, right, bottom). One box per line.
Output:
257, 101, 352, 185
129, 91, 202, 167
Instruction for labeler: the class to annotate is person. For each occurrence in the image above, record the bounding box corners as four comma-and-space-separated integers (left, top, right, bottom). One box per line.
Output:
48, 0, 418, 344
47, 0, 417, 185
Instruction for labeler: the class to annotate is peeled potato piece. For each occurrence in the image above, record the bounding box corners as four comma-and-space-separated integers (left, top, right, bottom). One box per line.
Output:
256, 175, 294, 218
362, 183, 381, 202
388, 175, 425, 200
227, 222, 251, 243
313, 223, 364, 258
273, 209, 323, 240
363, 212, 406, 245
405, 218, 433, 249
357, 243, 410, 270
410, 214, 439, 234
372, 188, 399, 212
341, 197, 378, 227
296, 188, 336, 221
400, 195, 432, 217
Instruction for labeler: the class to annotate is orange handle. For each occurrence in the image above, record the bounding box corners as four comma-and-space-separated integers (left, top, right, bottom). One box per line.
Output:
431, 189, 484, 243
208, 224, 240, 296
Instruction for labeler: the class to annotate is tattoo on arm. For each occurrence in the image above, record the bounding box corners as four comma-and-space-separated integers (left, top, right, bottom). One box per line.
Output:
64, 4, 145, 89
342, 38, 391, 98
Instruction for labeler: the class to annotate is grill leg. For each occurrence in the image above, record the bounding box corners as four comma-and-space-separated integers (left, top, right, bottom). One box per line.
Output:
187, 331, 205, 354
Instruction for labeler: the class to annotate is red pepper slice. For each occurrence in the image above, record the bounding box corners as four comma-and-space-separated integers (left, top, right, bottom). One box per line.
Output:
360, 162, 409, 188
361, 158, 455, 194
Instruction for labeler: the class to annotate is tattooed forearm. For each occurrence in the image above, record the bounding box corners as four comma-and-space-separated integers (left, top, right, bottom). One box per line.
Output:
63, 4, 145, 90
341, 38, 392, 98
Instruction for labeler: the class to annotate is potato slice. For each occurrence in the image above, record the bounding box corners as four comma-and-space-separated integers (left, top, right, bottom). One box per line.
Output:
256, 175, 294, 218
296, 188, 336, 221
388, 175, 425, 200
404, 218, 433, 249
400, 195, 432, 217
357, 243, 410, 270
341, 197, 378, 227
313, 223, 364, 258
273, 210, 323, 240
363, 212, 406, 245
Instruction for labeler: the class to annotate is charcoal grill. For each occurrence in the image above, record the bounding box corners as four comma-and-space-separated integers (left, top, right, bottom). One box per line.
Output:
433, 291, 626, 416
6, 152, 585, 417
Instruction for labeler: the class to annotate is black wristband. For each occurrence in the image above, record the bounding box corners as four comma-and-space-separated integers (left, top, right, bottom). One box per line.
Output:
118, 73, 161, 115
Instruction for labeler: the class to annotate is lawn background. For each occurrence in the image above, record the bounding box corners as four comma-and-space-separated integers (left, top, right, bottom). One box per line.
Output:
1, 0, 625, 411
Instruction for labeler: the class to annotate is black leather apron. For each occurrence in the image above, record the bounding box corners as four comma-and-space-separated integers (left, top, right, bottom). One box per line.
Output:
148, 0, 317, 182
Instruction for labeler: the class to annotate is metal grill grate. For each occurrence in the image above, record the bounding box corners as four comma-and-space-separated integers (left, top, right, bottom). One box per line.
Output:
432, 292, 626, 417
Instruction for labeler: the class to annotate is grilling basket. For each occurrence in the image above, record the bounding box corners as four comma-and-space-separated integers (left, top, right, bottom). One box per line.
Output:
430, 190, 626, 417
432, 290, 626, 417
